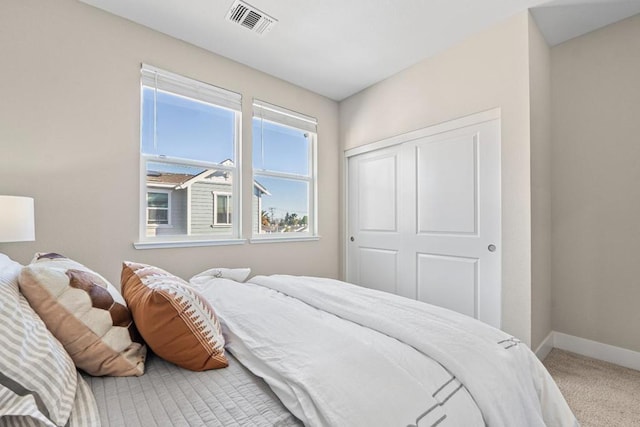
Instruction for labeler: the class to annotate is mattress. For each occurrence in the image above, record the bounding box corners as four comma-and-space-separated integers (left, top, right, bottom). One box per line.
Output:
83, 352, 301, 427
190, 275, 578, 427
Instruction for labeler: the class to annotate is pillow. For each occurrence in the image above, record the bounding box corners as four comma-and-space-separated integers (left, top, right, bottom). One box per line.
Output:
0, 253, 78, 425
121, 261, 228, 371
18, 253, 146, 377
190, 267, 251, 285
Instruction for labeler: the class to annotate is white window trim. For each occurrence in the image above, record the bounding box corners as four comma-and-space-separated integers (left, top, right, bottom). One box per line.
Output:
251, 103, 318, 241
253, 100, 317, 133
134, 238, 246, 250
249, 235, 320, 244
137, 65, 242, 248
146, 189, 172, 228
141, 64, 241, 111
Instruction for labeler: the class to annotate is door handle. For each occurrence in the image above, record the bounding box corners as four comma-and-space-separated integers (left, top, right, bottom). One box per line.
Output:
488, 244, 496, 252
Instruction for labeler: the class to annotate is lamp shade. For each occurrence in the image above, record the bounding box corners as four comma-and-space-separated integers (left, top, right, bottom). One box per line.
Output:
0, 196, 35, 242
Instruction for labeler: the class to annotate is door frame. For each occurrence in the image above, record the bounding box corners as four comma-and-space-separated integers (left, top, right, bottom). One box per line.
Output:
343, 107, 501, 284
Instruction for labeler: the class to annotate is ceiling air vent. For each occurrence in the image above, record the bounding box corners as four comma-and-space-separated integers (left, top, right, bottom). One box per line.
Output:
226, 0, 278, 36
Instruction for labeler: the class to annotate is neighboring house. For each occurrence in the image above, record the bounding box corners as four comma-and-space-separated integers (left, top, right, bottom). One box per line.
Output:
146, 160, 269, 237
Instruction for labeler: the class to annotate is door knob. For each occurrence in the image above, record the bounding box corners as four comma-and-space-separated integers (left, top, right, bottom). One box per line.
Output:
350, 236, 355, 242
488, 244, 496, 252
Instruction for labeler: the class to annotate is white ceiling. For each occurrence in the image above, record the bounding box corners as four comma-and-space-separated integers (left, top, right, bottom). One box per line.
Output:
531, 0, 640, 46
79, 0, 640, 101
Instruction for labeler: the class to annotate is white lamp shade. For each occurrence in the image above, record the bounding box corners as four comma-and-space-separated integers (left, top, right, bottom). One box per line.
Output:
0, 196, 35, 242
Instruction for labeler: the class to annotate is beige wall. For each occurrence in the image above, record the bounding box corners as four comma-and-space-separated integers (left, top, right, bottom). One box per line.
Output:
4, 0, 637, 353
0, 0, 340, 286
551, 14, 640, 352
529, 15, 553, 350
339, 12, 534, 343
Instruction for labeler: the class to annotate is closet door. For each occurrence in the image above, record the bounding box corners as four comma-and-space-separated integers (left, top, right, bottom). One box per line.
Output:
346, 144, 406, 296
346, 114, 501, 328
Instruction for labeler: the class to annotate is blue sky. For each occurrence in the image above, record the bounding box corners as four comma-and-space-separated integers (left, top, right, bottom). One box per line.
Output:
252, 119, 309, 218
142, 88, 235, 162
142, 88, 310, 219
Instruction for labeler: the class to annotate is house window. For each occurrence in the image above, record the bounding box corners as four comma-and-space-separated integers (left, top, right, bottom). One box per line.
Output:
147, 191, 171, 225
252, 100, 317, 239
213, 193, 232, 225
139, 64, 241, 244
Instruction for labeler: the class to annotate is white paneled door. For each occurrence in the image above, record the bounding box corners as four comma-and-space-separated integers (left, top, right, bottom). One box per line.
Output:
347, 111, 501, 328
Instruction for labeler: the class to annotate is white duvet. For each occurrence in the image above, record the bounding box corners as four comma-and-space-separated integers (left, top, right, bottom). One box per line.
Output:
191, 275, 577, 427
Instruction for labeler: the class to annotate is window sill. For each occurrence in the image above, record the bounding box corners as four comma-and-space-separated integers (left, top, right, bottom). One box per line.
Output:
134, 238, 246, 250
249, 235, 320, 244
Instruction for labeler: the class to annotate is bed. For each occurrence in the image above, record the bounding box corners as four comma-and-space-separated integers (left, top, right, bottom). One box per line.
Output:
1, 252, 578, 427
83, 352, 300, 427
187, 274, 579, 427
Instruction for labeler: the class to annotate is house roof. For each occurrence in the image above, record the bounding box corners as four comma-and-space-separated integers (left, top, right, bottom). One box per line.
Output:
174, 169, 223, 190
146, 172, 193, 186
147, 166, 270, 195
253, 180, 270, 196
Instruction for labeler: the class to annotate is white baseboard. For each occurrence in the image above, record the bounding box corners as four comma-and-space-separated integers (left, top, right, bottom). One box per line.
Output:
534, 331, 555, 360
535, 331, 640, 372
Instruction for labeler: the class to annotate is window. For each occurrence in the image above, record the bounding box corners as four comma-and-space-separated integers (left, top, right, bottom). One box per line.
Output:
139, 65, 241, 245
213, 193, 232, 225
252, 100, 317, 239
147, 191, 171, 226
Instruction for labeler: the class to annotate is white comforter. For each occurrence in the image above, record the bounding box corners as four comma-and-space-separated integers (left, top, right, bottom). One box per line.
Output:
191, 275, 577, 427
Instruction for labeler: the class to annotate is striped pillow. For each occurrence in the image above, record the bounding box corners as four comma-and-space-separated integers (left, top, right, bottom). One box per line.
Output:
66, 373, 101, 427
0, 374, 100, 427
0, 254, 79, 425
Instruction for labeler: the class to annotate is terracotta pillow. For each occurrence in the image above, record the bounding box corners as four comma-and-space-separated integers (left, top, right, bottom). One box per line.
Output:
19, 253, 146, 377
121, 261, 228, 371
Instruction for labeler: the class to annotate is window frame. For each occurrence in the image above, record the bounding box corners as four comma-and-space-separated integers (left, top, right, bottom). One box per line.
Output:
146, 189, 172, 228
135, 64, 244, 249
251, 100, 318, 242
212, 192, 232, 226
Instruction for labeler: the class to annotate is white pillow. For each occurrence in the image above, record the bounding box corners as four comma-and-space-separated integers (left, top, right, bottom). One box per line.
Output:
0, 253, 19, 271
190, 267, 251, 285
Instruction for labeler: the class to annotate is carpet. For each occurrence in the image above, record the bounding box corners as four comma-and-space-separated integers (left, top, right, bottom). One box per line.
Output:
543, 349, 640, 426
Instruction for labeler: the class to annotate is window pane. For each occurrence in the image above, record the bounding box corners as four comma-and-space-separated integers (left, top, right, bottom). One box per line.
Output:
142, 87, 235, 164
145, 161, 234, 237
216, 195, 231, 224
255, 175, 309, 234
147, 192, 168, 208
253, 118, 310, 176
148, 209, 168, 224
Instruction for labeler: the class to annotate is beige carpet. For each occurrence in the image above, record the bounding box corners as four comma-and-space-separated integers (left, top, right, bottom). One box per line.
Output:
543, 349, 640, 426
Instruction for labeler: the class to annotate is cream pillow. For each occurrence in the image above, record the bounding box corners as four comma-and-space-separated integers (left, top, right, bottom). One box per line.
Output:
19, 253, 146, 376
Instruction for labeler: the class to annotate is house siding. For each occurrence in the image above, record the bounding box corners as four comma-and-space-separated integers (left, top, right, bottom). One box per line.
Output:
190, 181, 233, 235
